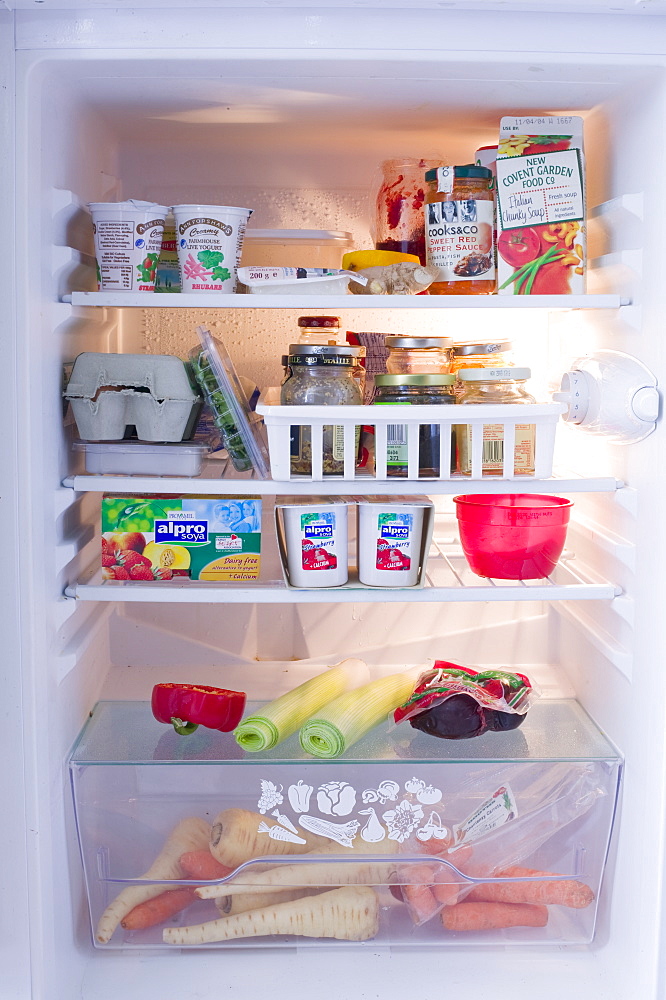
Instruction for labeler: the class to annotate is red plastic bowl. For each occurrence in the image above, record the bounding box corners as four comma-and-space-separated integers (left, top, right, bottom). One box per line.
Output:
453, 494, 573, 580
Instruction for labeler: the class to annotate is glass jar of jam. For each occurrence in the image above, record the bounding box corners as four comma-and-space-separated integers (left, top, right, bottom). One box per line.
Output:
424, 165, 496, 295
373, 373, 456, 477
455, 367, 536, 476
298, 315, 342, 346
450, 341, 512, 376
385, 336, 453, 375
375, 158, 442, 264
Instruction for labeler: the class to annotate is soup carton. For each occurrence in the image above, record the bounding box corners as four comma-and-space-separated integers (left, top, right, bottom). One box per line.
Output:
101, 495, 261, 582
495, 116, 585, 295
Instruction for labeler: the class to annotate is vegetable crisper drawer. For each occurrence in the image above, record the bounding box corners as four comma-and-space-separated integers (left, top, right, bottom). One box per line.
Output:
69, 700, 621, 950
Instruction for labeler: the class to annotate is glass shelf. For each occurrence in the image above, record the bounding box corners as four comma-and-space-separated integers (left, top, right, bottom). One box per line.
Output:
70, 699, 620, 766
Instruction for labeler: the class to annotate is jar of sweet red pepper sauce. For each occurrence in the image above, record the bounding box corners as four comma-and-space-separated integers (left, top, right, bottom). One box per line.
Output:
424, 165, 496, 295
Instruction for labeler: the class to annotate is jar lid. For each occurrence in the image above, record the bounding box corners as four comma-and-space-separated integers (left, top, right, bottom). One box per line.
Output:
375, 374, 456, 387
424, 164, 492, 181
458, 367, 531, 381
287, 353, 355, 368
288, 343, 363, 357
298, 316, 341, 328
384, 336, 453, 349
453, 341, 512, 356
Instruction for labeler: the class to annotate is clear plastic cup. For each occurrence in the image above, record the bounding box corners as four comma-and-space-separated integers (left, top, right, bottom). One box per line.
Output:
88, 200, 167, 291
453, 493, 573, 580
171, 204, 253, 292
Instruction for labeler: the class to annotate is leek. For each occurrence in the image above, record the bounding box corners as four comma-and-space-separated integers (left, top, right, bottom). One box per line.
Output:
299, 672, 416, 759
234, 659, 365, 752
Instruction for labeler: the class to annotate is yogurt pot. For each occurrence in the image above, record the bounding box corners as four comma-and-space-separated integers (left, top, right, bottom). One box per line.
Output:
171, 204, 253, 292
279, 499, 349, 588
357, 498, 428, 587
88, 200, 167, 291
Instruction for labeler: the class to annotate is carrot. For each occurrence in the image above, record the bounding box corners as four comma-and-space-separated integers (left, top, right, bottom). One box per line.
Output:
210, 808, 328, 868
465, 866, 594, 909
179, 850, 233, 881
401, 867, 440, 925
432, 844, 474, 906
441, 901, 549, 931
197, 837, 398, 900
121, 887, 198, 930
164, 886, 379, 945
95, 816, 211, 944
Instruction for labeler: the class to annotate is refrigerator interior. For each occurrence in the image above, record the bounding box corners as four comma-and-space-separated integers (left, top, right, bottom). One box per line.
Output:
6, 7, 666, 999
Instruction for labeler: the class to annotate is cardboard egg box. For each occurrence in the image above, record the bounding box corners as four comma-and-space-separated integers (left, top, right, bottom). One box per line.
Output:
65, 352, 201, 442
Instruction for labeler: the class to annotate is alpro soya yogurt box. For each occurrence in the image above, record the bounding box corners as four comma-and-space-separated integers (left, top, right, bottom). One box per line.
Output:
102, 494, 261, 581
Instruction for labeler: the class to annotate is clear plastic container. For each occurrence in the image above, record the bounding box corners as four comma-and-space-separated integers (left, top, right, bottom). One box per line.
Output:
239, 230, 353, 270
188, 327, 270, 477
454, 493, 573, 580
385, 337, 453, 375
73, 440, 210, 477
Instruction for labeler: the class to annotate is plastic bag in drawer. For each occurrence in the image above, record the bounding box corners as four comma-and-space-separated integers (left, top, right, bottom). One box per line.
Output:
394, 662, 537, 740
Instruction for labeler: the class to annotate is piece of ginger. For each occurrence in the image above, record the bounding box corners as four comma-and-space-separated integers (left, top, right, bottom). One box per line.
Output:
348, 262, 440, 295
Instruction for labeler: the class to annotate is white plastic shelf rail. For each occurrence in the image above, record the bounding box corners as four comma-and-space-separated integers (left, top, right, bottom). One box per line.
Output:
65, 543, 619, 604
62, 464, 622, 495
64, 292, 628, 310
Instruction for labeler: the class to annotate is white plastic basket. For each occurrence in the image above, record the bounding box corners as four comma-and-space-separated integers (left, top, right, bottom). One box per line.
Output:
257, 388, 566, 481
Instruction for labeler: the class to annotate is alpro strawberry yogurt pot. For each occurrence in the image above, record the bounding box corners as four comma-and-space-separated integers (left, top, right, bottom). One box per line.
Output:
171, 204, 253, 292
101, 494, 261, 582
277, 499, 349, 588
357, 497, 433, 588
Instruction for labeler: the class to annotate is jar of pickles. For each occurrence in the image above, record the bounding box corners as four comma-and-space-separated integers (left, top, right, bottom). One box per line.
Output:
455, 367, 536, 476
385, 336, 453, 375
281, 345, 362, 476
424, 165, 495, 295
373, 373, 456, 477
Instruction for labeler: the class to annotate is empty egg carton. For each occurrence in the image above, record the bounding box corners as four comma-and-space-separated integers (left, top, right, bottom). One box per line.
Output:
65, 353, 201, 442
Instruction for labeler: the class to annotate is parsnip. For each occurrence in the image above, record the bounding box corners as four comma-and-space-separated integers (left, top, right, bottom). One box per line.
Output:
95, 816, 211, 944
164, 886, 379, 944
215, 888, 320, 916
198, 837, 398, 900
209, 807, 328, 868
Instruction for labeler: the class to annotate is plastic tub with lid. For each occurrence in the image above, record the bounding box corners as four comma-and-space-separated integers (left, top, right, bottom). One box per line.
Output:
239, 230, 354, 270
73, 440, 210, 477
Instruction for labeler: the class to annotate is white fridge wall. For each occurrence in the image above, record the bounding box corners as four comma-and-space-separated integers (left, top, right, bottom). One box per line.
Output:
8, 6, 666, 999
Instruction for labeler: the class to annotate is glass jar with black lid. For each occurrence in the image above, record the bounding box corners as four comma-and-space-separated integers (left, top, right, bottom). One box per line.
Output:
373, 373, 456, 477
281, 344, 362, 476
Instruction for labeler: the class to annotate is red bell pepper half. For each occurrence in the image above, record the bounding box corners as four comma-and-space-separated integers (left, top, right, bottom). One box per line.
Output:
151, 683, 246, 735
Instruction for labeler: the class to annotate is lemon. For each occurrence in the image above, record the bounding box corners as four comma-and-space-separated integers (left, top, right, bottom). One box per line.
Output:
342, 249, 420, 271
